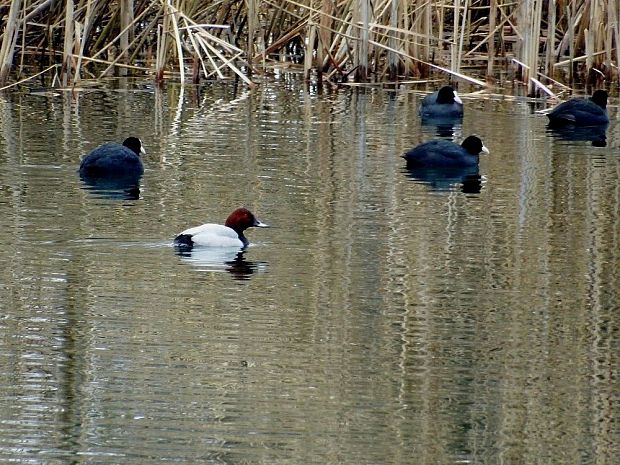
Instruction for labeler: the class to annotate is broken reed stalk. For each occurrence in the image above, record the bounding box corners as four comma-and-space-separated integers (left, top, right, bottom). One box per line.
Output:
0, 0, 22, 85
0, 0, 617, 89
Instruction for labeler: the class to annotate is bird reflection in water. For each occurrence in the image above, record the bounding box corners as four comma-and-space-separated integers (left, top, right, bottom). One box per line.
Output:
175, 247, 266, 281
420, 116, 462, 139
546, 123, 608, 147
403, 166, 483, 194
79, 173, 141, 200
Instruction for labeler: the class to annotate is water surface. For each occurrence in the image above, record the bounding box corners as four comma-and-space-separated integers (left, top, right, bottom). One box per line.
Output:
0, 78, 619, 464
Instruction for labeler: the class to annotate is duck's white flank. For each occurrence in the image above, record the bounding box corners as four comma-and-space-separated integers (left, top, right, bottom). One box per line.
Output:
179, 224, 244, 248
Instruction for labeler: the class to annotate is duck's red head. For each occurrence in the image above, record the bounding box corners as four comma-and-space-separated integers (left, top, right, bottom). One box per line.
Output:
224, 208, 269, 234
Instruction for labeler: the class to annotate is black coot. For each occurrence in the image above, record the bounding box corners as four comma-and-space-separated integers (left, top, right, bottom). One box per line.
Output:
79, 137, 145, 177
419, 86, 464, 118
403, 136, 489, 168
547, 90, 608, 126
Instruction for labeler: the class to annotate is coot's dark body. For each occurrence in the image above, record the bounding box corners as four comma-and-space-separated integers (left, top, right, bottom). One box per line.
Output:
403, 136, 489, 168
79, 137, 144, 177
419, 86, 464, 119
547, 90, 609, 127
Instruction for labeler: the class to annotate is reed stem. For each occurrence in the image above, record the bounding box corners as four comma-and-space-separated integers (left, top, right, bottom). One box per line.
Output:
0, 0, 615, 89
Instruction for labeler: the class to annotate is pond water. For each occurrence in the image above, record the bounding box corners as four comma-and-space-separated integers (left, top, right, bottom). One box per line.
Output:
0, 77, 619, 465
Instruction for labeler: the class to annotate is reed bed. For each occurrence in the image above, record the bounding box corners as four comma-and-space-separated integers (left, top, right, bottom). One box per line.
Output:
0, 0, 618, 94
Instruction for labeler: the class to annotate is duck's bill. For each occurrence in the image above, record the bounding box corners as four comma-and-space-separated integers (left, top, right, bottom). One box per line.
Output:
453, 92, 463, 105
481, 145, 490, 154
254, 220, 270, 228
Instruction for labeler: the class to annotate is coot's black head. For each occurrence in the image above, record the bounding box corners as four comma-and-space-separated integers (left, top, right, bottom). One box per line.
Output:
590, 90, 608, 109
460, 136, 490, 155
436, 86, 458, 104
122, 137, 145, 156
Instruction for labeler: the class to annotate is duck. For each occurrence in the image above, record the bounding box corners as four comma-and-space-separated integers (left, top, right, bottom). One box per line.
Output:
79, 137, 145, 177
419, 86, 464, 118
402, 135, 489, 168
546, 90, 609, 126
174, 208, 269, 249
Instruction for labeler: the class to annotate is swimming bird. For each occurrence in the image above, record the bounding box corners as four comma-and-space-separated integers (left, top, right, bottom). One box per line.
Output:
546, 90, 609, 126
402, 136, 489, 168
419, 86, 464, 118
79, 137, 145, 177
174, 208, 269, 249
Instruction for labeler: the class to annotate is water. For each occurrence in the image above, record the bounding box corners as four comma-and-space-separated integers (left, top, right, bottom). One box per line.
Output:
0, 77, 619, 464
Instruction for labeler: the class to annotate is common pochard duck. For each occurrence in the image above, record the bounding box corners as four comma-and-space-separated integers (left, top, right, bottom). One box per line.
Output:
174, 208, 269, 249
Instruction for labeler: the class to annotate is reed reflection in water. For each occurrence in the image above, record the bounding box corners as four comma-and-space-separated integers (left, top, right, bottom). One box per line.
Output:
0, 79, 618, 465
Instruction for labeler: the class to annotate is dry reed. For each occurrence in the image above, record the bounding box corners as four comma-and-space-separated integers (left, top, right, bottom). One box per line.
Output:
0, 0, 617, 94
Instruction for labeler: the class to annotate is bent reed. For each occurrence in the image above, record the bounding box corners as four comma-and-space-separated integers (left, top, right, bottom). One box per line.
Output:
0, 0, 618, 94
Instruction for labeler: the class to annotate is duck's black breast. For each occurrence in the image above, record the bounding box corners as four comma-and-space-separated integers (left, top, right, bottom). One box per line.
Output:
79, 143, 144, 176
173, 233, 195, 249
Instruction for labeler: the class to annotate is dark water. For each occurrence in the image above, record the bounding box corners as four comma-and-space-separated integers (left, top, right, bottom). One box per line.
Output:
0, 78, 619, 464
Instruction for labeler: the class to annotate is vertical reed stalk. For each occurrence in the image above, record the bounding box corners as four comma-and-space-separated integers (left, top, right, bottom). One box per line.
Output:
246, 0, 256, 76
610, 0, 620, 83
409, 1, 418, 72
167, 0, 185, 83
544, 0, 555, 80
401, 2, 410, 74
487, 0, 496, 77
75, 0, 96, 82
423, 0, 431, 70
18, 0, 26, 77
61, 0, 75, 86
0, 0, 22, 85
0, 0, 617, 88
155, 22, 166, 82
532, 0, 543, 94
585, 28, 593, 74
304, 20, 316, 80
318, 0, 335, 82
605, 2, 613, 73
567, 3, 574, 85
519, 0, 543, 95
120, 0, 134, 77
452, 0, 459, 73
456, 0, 469, 75
437, 0, 444, 58
355, 0, 370, 81
387, 0, 399, 79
